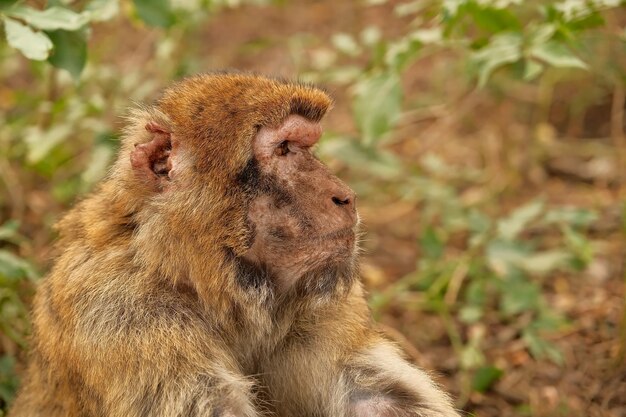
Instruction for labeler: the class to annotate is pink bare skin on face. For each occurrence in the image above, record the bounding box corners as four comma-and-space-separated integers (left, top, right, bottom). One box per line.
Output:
243, 115, 358, 291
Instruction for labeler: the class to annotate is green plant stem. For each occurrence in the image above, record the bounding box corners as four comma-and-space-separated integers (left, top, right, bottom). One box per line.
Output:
438, 300, 471, 407
617, 204, 626, 367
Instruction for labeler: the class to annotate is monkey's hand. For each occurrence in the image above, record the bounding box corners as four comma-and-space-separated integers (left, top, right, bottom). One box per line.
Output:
344, 340, 461, 417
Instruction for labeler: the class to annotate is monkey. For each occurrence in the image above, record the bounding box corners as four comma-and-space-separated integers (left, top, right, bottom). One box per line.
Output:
9, 73, 460, 417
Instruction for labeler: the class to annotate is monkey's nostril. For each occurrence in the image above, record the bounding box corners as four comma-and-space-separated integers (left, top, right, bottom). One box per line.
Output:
332, 196, 351, 206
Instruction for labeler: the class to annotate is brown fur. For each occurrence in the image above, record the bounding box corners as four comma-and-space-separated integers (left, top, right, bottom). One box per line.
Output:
9, 73, 459, 417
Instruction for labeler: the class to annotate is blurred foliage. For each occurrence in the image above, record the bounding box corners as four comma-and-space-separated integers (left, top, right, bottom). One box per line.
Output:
309, 0, 624, 405
0, 0, 625, 413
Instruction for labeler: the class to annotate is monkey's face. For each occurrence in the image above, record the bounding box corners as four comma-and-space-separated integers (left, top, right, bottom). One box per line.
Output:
240, 115, 358, 291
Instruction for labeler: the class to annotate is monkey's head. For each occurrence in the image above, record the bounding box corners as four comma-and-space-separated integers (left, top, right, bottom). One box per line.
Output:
120, 73, 358, 296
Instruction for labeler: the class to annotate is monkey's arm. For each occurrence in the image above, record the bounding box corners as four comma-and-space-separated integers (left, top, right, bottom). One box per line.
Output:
263, 290, 459, 417
341, 336, 460, 417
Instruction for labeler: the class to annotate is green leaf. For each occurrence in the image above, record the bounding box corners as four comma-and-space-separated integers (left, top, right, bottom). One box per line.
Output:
497, 199, 544, 240
0, 250, 37, 283
133, 0, 173, 28
500, 277, 540, 315
472, 32, 523, 87
2, 17, 53, 60
385, 28, 441, 70
486, 239, 531, 277
472, 366, 503, 393
459, 305, 483, 323
47, 29, 87, 79
360, 26, 382, 46
24, 124, 72, 164
530, 40, 588, 70
7, 6, 89, 31
523, 59, 543, 80
528, 23, 557, 45
85, 0, 120, 22
352, 72, 402, 145
0, 355, 19, 403
0, 0, 17, 10
332, 33, 361, 57
420, 226, 445, 259
522, 328, 563, 364
543, 207, 597, 227
466, 3, 522, 33
562, 225, 594, 268
0, 221, 20, 243
517, 250, 572, 275
81, 143, 114, 189
317, 135, 402, 179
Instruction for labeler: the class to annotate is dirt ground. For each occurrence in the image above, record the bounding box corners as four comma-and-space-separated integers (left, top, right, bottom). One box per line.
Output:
6, 0, 625, 416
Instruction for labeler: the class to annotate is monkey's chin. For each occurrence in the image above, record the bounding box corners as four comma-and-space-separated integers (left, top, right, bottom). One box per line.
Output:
294, 256, 357, 297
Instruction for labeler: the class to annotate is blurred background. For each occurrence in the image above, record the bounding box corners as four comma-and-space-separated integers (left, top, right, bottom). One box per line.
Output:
0, 0, 625, 416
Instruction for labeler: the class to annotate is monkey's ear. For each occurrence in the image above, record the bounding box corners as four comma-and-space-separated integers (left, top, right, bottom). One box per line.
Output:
130, 122, 175, 190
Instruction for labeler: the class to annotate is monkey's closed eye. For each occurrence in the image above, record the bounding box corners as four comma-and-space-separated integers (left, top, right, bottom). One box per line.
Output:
275, 140, 290, 156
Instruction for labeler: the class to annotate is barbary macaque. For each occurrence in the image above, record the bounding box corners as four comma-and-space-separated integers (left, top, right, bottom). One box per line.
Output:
9, 73, 459, 417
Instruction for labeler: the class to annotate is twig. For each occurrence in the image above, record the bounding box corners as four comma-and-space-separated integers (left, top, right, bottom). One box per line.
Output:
444, 260, 469, 305
610, 82, 625, 195
0, 158, 25, 224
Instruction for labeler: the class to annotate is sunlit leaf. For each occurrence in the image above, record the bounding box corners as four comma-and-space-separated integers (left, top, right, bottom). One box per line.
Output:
2, 17, 53, 60
394, 1, 427, 16
543, 207, 597, 227
385, 28, 441, 70
352, 72, 402, 145
318, 135, 402, 179
528, 23, 557, 45
442, 0, 465, 16
8, 6, 89, 31
81, 144, 114, 189
530, 40, 588, 69
517, 250, 572, 275
410, 27, 443, 44
459, 305, 484, 323
360, 26, 382, 46
85, 0, 120, 22
47, 29, 87, 80
24, 124, 72, 164
486, 239, 531, 277
497, 199, 544, 240
332, 33, 362, 56
523, 59, 544, 80
472, 32, 523, 87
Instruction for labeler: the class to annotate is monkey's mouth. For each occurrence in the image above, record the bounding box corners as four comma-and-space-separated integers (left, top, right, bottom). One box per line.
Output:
319, 227, 356, 241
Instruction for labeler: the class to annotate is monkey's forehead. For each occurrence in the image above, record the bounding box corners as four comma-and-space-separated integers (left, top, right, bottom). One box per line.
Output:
157, 73, 333, 128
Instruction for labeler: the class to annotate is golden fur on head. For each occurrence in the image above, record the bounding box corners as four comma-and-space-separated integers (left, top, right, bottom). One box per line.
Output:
157, 73, 333, 176
56, 73, 334, 311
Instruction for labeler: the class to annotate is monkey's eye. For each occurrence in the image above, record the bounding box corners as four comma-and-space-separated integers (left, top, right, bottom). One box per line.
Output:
275, 140, 290, 156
